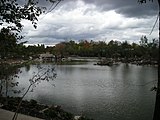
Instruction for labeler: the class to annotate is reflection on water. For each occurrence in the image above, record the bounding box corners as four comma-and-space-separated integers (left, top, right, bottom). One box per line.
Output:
11, 62, 157, 120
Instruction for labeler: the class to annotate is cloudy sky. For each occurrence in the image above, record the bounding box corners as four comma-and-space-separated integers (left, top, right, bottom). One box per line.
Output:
21, 0, 159, 46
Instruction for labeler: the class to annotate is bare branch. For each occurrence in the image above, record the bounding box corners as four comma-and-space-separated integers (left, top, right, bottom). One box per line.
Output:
149, 13, 159, 35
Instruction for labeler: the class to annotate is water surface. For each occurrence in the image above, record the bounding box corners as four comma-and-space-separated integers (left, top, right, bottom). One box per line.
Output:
12, 62, 157, 120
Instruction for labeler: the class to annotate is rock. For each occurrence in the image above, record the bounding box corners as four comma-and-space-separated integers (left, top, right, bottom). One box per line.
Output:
74, 116, 81, 120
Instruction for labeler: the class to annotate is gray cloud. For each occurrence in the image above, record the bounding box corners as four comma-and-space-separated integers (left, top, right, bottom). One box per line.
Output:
18, 0, 158, 17
21, 0, 158, 45
80, 0, 158, 17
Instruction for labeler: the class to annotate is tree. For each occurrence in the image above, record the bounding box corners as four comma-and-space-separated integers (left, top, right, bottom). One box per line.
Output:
0, 1, 61, 120
138, 0, 160, 120
0, 27, 19, 59
0, 0, 62, 31
153, 0, 160, 119
12, 65, 57, 120
0, 0, 62, 58
107, 40, 121, 58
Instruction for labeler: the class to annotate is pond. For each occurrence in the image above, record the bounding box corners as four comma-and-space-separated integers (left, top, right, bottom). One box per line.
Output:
10, 62, 157, 120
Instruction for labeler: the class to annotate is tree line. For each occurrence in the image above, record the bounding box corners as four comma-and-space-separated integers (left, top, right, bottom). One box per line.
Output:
53, 37, 158, 61
0, 27, 158, 61
0, 0, 159, 120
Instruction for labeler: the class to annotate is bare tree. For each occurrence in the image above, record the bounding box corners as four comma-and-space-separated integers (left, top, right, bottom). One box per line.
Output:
153, 0, 160, 119
138, 0, 160, 120
12, 65, 57, 120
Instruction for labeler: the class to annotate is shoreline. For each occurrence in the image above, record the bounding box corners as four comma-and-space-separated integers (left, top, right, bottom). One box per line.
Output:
0, 97, 93, 120
0, 57, 158, 66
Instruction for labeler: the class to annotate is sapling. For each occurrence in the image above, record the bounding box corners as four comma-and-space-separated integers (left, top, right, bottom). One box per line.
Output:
12, 64, 57, 120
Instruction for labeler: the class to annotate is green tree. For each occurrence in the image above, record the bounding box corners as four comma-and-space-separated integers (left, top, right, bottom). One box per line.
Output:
0, 27, 18, 59
0, 0, 62, 59
0, 1, 61, 120
0, 0, 62, 31
107, 40, 120, 58
120, 41, 132, 58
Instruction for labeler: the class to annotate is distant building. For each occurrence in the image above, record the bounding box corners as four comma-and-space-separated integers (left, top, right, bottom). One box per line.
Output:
39, 52, 55, 62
